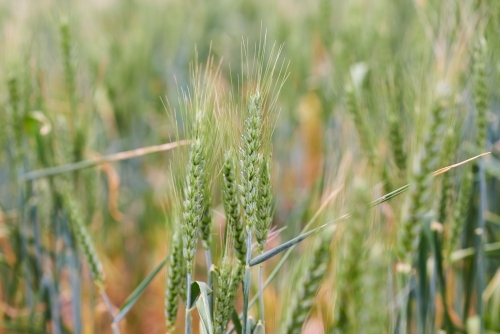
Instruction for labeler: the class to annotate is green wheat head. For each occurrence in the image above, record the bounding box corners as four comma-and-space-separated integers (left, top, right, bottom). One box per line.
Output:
214, 259, 243, 334
60, 20, 86, 164
165, 228, 185, 332
446, 166, 473, 262
196, 114, 213, 250
334, 179, 371, 330
445, 36, 489, 263
437, 129, 456, 226
181, 137, 206, 274
7, 76, 22, 159
239, 93, 263, 231
62, 188, 105, 287
397, 83, 451, 264
388, 110, 407, 173
60, 20, 76, 113
345, 74, 375, 164
255, 156, 273, 253
281, 232, 332, 334
359, 243, 389, 333
222, 151, 247, 264
472, 36, 488, 152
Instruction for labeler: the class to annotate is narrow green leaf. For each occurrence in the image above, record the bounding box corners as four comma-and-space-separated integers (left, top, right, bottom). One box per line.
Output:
369, 184, 409, 207
450, 242, 500, 263
199, 320, 210, 334
189, 281, 213, 334
428, 224, 454, 332
247, 317, 256, 333
474, 162, 487, 329
188, 281, 201, 310
114, 258, 167, 323
249, 223, 339, 267
252, 321, 264, 334
416, 224, 430, 331
231, 308, 242, 334
451, 248, 476, 262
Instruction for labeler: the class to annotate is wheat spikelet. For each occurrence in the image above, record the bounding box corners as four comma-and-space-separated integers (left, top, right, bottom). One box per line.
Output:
181, 138, 206, 274
239, 93, 263, 231
388, 111, 407, 173
255, 157, 272, 253
222, 151, 247, 264
214, 260, 242, 334
473, 37, 488, 152
200, 175, 212, 250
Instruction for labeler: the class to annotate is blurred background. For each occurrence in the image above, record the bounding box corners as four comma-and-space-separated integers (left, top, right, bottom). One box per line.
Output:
1, 0, 500, 333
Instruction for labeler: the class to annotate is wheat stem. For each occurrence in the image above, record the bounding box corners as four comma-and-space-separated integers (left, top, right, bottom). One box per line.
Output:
258, 264, 264, 325
185, 272, 192, 334
242, 228, 252, 334
205, 249, 213, 319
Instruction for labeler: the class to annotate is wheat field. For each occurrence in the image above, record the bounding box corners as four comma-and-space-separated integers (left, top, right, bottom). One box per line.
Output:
1, 0, 500, 333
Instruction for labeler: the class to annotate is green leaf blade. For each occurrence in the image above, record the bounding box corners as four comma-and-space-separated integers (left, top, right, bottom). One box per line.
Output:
114, 258, 167, 323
